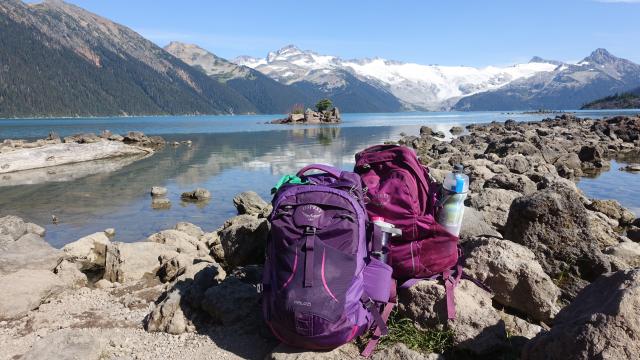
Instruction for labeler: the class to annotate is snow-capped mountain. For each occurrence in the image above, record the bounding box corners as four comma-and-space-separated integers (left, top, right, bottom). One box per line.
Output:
454, 48, 640, 111
234, 45, 559, 110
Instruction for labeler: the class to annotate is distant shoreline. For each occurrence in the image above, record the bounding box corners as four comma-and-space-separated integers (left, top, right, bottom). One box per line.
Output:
2, 108, 640, 122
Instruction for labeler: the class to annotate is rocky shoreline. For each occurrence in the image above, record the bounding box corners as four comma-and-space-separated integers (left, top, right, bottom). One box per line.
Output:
0, 131, 165, 179
1, 115, 640, 359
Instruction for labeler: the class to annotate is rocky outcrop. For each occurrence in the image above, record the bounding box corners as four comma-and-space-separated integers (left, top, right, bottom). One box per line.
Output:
233, 191, 270, 216
104, 242, 179, 284
503, 185, 614, 299
459, 207, 502, 240
523, 269, 640, 360
272, 107, 341, 124
0, 216, 62, 276
62, 232, 110, 271
463, 237, 561, 323
217, 215, 269, 268
0, 138, 155, 175
466, 188, 522, 229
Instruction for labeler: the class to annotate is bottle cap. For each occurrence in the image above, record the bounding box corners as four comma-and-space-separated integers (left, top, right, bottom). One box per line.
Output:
453, 164, 464, 173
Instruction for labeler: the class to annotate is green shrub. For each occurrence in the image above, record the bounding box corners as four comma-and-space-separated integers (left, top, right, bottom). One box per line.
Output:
357, 310, 454, 355
315, 98, 333, 112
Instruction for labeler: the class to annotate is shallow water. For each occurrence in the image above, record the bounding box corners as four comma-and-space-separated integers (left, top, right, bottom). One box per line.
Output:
0, 110, 638, 247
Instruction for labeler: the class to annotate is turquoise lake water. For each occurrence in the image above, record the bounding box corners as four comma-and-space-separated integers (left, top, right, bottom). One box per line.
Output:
0, 110, 638, 247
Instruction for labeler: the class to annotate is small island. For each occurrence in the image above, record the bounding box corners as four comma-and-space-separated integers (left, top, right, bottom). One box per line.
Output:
271, 99, 341, 124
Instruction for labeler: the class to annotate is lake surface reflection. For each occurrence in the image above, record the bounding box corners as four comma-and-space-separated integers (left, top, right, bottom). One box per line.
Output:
0, 110, 638, 247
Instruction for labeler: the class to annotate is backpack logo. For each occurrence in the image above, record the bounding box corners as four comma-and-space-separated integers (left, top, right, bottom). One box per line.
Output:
293, 300, 311, 307
301, 204, 323, 220
370, 192, 390, 207
294, 204, 324, 227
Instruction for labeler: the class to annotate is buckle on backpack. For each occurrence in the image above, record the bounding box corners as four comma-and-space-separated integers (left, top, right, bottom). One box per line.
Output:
304, 226, 316, 235
361, 297, 375, 309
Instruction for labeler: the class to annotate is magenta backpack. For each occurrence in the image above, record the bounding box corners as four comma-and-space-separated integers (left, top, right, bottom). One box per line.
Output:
262, 164, 394, 356
354, 145, 462, 319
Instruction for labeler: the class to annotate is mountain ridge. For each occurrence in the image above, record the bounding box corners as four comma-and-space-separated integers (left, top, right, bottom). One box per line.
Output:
0, 0, 257, 118
234, 45, 561, 111
453, 48, 640, 111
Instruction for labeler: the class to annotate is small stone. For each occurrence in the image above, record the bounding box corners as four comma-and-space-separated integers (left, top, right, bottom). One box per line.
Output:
180, 188, 211, 202
621, 164, 640, 172
95, 279, 114, 289
151, 186, 168, 197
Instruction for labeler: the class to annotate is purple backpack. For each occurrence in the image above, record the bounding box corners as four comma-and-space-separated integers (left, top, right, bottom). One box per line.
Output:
262, 164, 394, 355
354, 145, 462, 319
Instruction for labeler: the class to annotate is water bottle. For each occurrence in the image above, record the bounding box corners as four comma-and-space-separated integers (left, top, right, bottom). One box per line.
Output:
438, 164, 469, 237
371, 217, 401, 264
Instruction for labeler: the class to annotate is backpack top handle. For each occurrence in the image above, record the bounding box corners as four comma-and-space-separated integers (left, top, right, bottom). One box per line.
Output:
296, 164, 343, 179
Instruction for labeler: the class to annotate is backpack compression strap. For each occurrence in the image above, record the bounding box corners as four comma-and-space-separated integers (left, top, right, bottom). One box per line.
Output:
361, 301, 394, 358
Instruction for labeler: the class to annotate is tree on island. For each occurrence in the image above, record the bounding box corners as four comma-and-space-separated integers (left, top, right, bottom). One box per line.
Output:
315, 99, 333, 112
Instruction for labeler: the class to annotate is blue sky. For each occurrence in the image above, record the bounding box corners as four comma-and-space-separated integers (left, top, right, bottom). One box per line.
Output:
63, 0, 640, 67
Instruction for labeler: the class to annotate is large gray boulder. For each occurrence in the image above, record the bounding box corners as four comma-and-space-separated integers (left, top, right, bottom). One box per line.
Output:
483, 172, 537, 195
147, 229, 207, 257
62, 232, 110, 271
497, 154, 530, 175
398, 279, 506, 354
604, 241, 640, 268
201, 275, 261, 327
504, 186, 613, 298
0, 215, 28, 239
459, 207, 502, 240
218, 215, 269, 268
174, 222, 204, 239
523, 269, 640, 360
463, 237, 561, 323
233, 191, 269, 216
146, 261, 226, 334
0, 269, 64, 319
0, 233, 62, 276
104, 242, 179, 283
466, 188, 522, 229
587, 199, 636, 226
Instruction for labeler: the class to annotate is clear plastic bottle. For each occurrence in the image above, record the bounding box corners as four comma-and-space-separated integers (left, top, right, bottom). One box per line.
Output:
371, 217, 401, 264
438, 164, 469, 236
